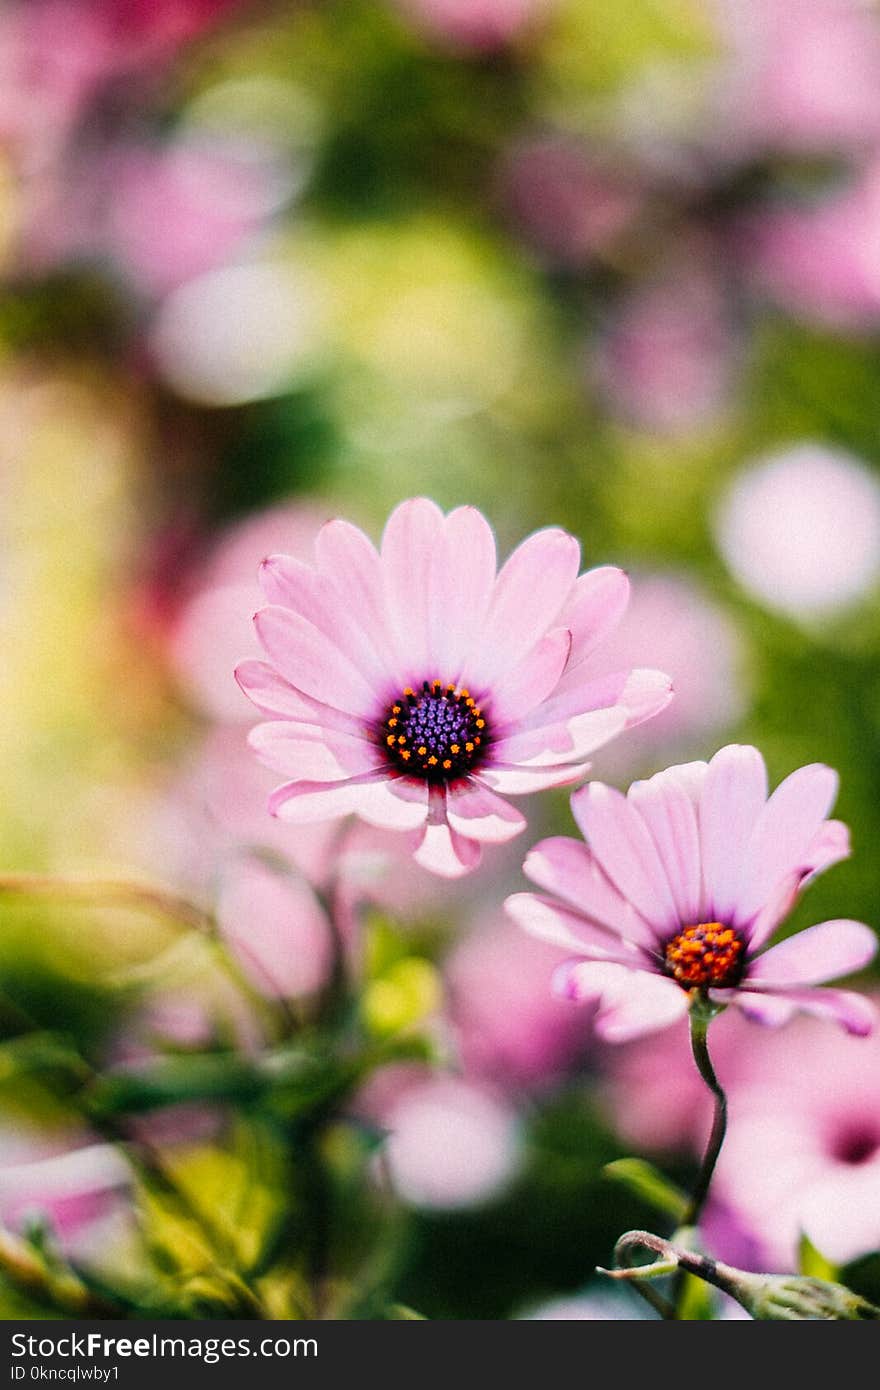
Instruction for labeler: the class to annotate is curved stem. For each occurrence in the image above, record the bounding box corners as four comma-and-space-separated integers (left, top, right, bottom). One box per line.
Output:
684, 1003, 727, 1228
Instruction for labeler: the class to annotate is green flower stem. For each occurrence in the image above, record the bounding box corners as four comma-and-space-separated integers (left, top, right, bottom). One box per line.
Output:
684, 999, 727, 1229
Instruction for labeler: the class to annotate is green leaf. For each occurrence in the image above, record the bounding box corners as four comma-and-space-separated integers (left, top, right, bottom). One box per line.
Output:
799, 1233, 839, 1282
602, 1159, 690, 1223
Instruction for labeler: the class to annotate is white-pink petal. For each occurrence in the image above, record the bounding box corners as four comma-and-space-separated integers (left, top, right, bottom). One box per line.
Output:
733, 762, 839, 928
269, 771, 425, 829
746, 919, 877, 988
553, 961, 689, 1041
700, 744, 768, 924
248, 721, 379, 779
433, 506, 497, 681
629, 767, 704, 925
560, 566, 631, 670
381, 497, 446, 682
521, 835, 656, 946
489, 629, 571, 728
254, 606, 379, 717
445, 780, 526, 844
465, 527, 580, 689
235, 659, 364, 735
504, 891, 643, 961
571, 782, 679, 935
477, 760, 592, 795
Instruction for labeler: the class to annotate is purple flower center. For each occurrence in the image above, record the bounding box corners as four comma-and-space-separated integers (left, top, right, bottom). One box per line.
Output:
380, 680, 488, 783
831, 1124, 880, 1166
664, 922, 746, 989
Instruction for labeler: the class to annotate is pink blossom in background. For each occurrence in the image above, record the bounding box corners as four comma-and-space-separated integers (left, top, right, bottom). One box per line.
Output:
713, 0, 880, 158
598, 1007, 751, 1155
591, 267, 739, 436
0, 1129, 131, 1262
237, 498, 672, 877
445, 913, 594, 1092
499, 136, 642, 269
710, 1007, 880, 1269
22, 135, 281, 297
507, 744, 876, 1040
393, 0, 552, 53
714, 444, 880, 621
740, 163, 880, 333
165, 501, 329, 723
376, 1074, 523, 1210
586, 572, 749, 779
216, 855, 334, 1000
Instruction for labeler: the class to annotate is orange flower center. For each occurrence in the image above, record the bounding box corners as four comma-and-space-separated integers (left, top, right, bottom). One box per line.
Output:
664, 922, 745, 989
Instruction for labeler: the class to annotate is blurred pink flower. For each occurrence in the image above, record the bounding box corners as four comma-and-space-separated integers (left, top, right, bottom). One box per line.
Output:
0, 1130, 131, 1260
499, 136, 642, 269
393, 0, 551, 53
741, 164, 880, 333
586, 571, 748, 778
507, 744, 876, 1040
165, 501, 329, 723
714, 444, 880, 620
376, 1073, 523, 1210
591, 268, 739, 436
216, 855, 334, 1000
237, 498, 671, 877
714, 0, 880, 158
711, 1008, 880, 1268
445, 913, 593, 1091
598, 1007, 751, 1155
519, 1288, 658, 1319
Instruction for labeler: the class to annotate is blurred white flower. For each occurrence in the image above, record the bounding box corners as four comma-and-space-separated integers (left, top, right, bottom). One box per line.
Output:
714, 443, 880, 619
382, 1077, 522, 1210
149, 260, 319, 406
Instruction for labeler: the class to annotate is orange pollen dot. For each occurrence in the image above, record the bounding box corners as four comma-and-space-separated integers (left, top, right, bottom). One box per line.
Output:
664, 922, 745, 990
443, 759, 452, 770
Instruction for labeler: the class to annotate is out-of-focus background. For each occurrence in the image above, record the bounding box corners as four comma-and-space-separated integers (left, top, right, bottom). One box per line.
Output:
1, 0, 879, 1320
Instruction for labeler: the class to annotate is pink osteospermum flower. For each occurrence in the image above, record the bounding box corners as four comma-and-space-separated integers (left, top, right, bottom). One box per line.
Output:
506, 744, 877, 1039
235, 497, 672, 877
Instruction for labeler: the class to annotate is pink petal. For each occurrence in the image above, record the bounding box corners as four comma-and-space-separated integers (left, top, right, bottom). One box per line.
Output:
745, 819, 853, 953
553, 961, 689, 1041
700, 744, 768, 924
493, 707, 627, 766
501, 668, 672, 762
217, 860, 333, 999
381, 497, 446, 682
235, 659, 365, 736
445, 780, 526, 844
747, 986, 876, 1036
629, 767, 704, 925
734, 763, 839, 928
269, 771, 426, 829
478, 760, 592, 794
571, 782, 679, 935
561, 566, 630, 669
713, 989, 796, 1027
414, 788, 482, 877
489, 629, 571, 728
521, 835, 656, 946
314, 517, 389, 669
746, 919, 877, 988
464, 527, 581, 689
259, 553, 390, 687
248, 721, 379, 779
434, 506, 497, 681
505, 892, 646, 963
254, 606, 379, 717
799, 1166, 880, 1267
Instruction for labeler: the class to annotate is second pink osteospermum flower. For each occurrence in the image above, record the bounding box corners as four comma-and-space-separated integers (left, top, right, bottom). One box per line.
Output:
235, 498, 671, 877
506, 744, 877, 1039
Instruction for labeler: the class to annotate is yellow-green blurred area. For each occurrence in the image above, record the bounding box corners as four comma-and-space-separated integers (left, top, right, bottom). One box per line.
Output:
0, 0, 879, 1320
